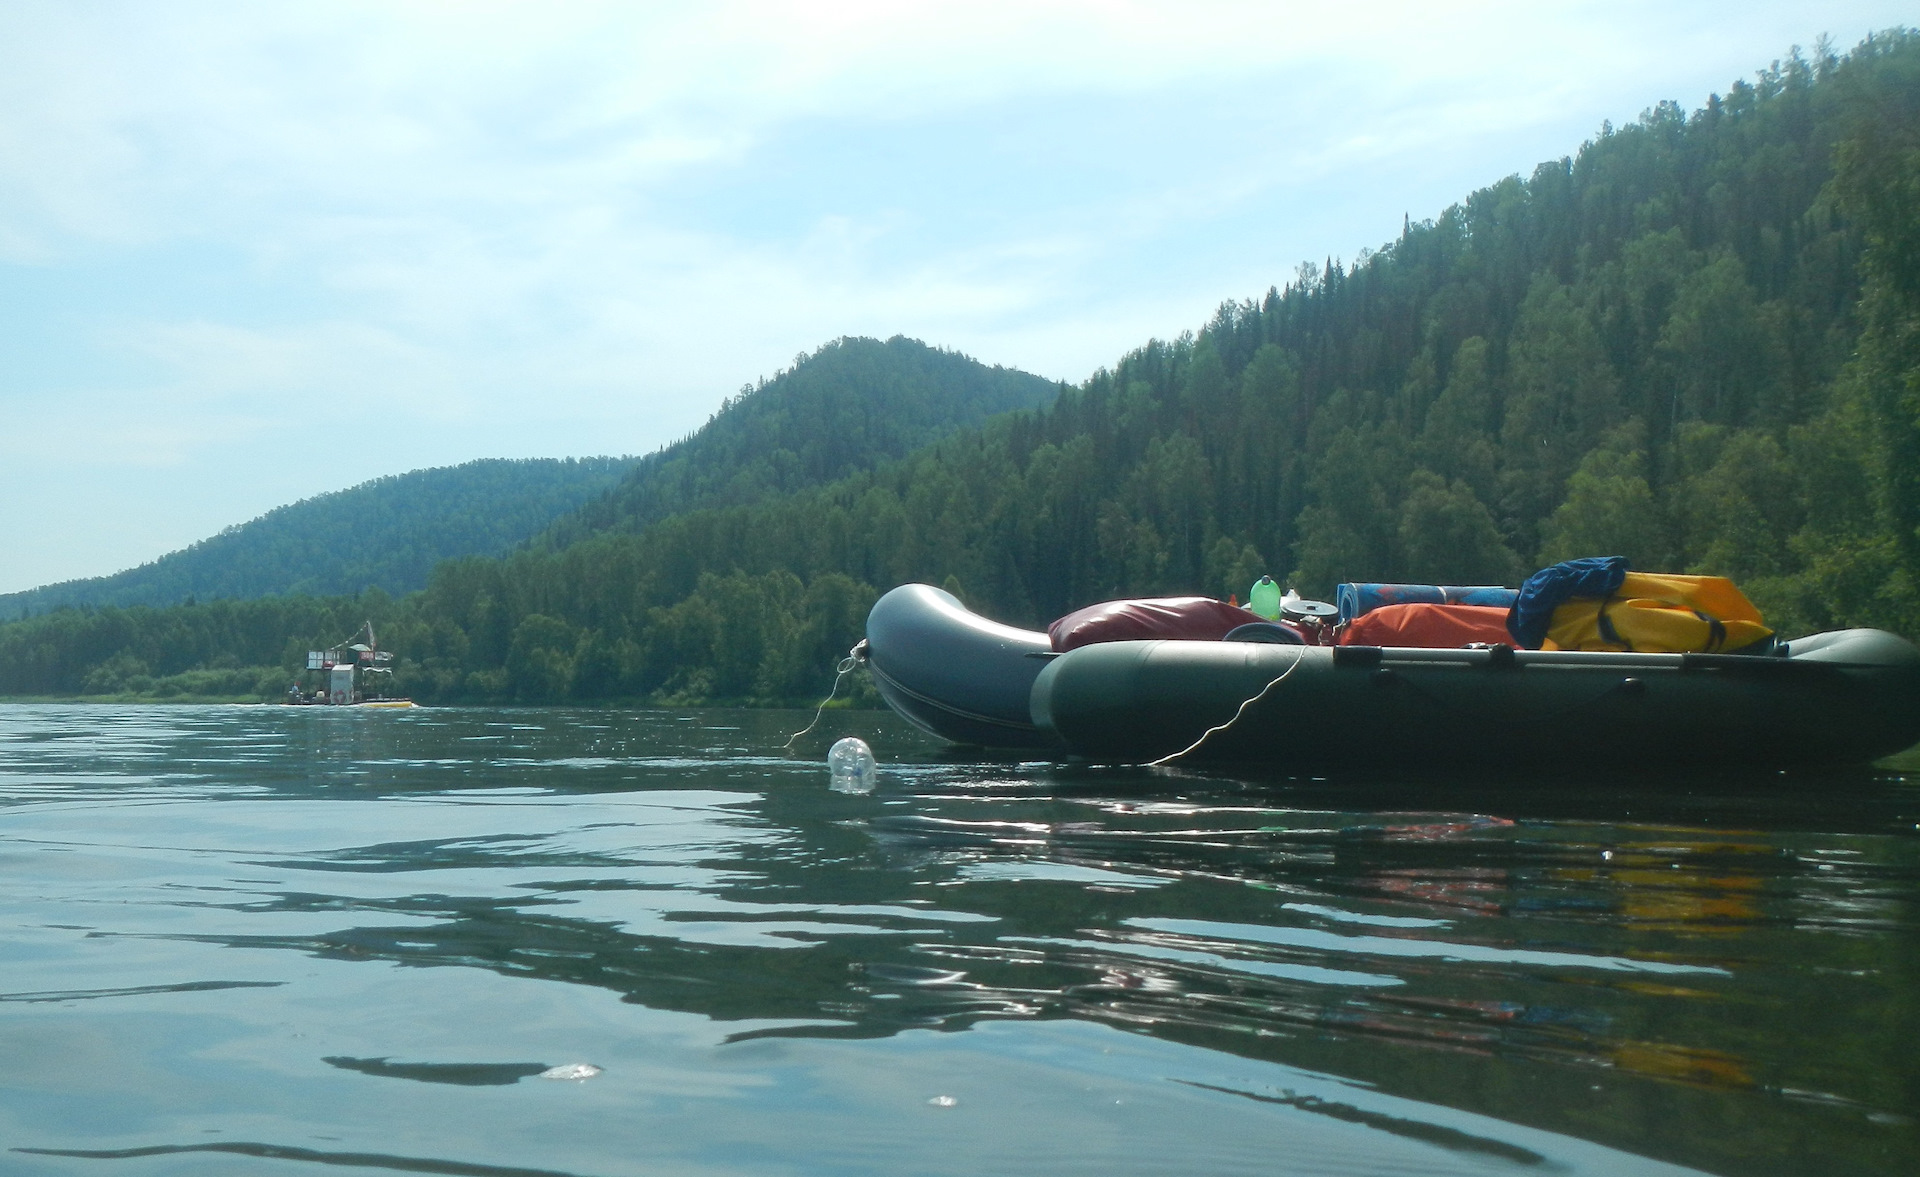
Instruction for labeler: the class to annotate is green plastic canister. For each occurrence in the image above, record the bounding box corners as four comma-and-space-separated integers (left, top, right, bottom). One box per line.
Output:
1248, 576, 1281, 620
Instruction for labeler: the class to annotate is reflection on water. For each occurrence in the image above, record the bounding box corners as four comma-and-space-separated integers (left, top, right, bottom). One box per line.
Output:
1, 702, 1916, 1176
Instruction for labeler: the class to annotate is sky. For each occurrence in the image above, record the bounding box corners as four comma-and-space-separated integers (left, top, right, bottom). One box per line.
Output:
0, 1, 1910, 594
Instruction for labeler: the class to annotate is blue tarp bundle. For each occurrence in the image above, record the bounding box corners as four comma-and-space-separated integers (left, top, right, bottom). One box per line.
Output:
1505, 556, 1629, 649
1337, 582, 1520, 624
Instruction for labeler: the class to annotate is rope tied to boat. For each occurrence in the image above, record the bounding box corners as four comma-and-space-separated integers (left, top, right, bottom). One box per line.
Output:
782, 641, 868, 751
1147, 647, 1309, 766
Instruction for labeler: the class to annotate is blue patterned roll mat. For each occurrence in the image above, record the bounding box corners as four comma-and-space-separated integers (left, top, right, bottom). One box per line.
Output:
1336, 582, 1520, 623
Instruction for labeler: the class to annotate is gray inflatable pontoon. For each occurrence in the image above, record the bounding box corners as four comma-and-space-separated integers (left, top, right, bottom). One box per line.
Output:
862, 583, 1062, 749
865, 583, 1920, 768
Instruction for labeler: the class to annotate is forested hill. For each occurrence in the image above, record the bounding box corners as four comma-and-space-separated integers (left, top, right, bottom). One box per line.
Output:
541, 336, 1064, 547
4, 32, 1917, 705
0, 458, 635, 617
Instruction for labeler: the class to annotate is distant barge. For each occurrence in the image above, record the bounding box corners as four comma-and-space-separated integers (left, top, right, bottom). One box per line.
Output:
286, 621, 414, 708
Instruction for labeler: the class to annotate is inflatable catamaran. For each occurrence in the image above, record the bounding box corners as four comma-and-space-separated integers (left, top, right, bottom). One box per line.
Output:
861, 576, 1920, 768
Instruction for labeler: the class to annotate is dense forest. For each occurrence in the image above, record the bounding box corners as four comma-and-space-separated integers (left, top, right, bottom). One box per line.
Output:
0, 458, 636, 618
3, 32, 1917, 707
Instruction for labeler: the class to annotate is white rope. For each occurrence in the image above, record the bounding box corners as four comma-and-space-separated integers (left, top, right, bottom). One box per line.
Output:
782, 646, 864, 751
1148, 647, 1309, 766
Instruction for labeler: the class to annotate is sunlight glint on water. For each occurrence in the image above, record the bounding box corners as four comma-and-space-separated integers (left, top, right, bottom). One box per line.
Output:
2, 702, 1916, 1176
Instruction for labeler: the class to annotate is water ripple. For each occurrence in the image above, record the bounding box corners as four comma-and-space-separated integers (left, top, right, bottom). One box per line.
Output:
3, 703, 1917, 1174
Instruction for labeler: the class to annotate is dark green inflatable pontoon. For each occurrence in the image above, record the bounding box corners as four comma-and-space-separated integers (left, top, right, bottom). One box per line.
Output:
865, 584, 1920, 768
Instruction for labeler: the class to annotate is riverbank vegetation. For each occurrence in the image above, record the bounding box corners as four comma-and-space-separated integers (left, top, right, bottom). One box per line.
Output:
4, 32, 1917, 706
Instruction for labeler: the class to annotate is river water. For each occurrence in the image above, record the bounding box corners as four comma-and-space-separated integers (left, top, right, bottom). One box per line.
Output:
0, 702, 1915, 1176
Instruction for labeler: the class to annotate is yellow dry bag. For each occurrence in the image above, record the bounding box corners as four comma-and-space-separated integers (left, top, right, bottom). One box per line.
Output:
1542, 572, 1772, 654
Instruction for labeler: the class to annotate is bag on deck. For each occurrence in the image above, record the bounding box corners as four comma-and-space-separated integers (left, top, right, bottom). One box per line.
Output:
1507, 557, 1773, 653
1049, 596, 1263, 652
1338, 603, 1517, 648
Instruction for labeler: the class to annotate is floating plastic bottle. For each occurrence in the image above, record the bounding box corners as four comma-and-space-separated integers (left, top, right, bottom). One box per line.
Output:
828, 736, 877, 794
1248, 576, 1282, 620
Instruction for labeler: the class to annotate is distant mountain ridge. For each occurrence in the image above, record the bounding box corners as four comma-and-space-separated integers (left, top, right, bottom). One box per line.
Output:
542, 335, 1063, 546
1, 457, 636, 617
2, 335, 1060, 621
